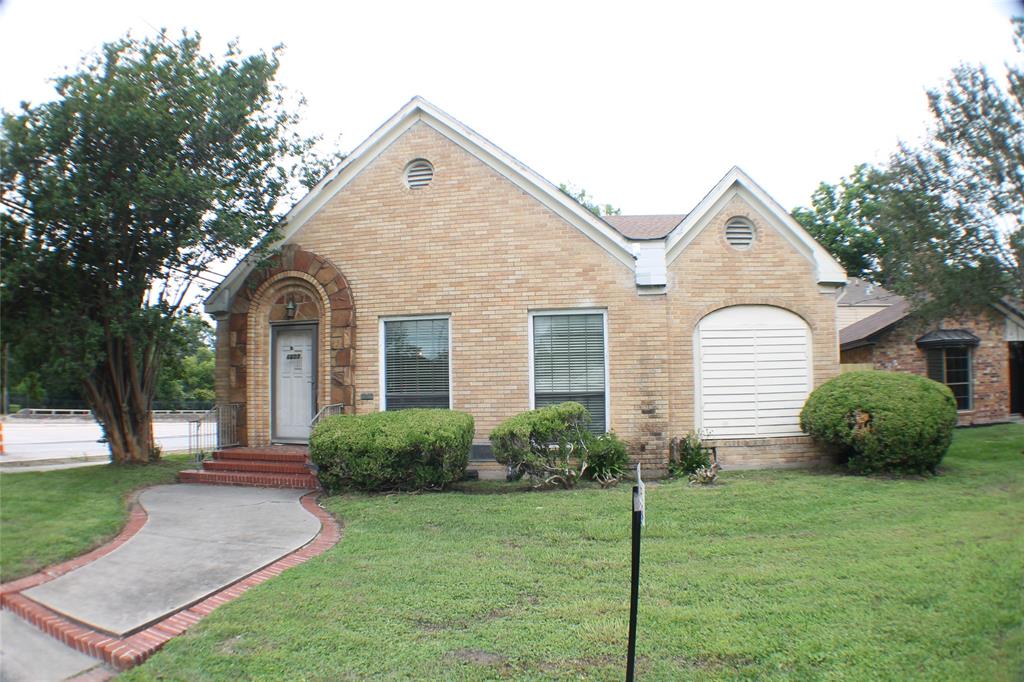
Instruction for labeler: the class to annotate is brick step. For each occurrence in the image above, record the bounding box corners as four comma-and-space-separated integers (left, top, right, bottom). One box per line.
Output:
178, 469, 319, 489
213, 448, 309, 463
203, 459, 311, 475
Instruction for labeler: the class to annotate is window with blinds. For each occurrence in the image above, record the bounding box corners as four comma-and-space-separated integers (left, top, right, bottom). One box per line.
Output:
383, 318, 450, 410
926, 347, 972, 410
532, 312, 607, 433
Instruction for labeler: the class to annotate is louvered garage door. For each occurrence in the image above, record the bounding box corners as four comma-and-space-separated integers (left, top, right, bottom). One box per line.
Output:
696, 306, 811, 439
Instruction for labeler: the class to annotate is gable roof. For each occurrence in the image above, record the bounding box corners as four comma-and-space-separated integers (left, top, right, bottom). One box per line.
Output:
662, 166, 847, 285
205, 99, 848, 314
604, 214, 686, 240
206, 97, 638, 314
839, 293, 1024, 350
839, 298, 912, 350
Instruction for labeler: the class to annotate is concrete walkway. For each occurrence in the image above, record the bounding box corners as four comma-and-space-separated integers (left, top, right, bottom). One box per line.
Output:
22, 485, 320, 637
0, 610, 108, 682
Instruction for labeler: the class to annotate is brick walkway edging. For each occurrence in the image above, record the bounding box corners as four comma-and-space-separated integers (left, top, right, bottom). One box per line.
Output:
0, 492, 342, 671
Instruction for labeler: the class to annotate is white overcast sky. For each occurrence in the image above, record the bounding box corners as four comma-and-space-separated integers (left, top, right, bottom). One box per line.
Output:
1, 0, 1020, 223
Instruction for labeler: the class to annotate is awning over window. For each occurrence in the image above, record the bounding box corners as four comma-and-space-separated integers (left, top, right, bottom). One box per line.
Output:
915, 329, 980, 348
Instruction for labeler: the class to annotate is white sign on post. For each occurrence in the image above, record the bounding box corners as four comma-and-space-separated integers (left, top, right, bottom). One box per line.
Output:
634, 463, 645, 527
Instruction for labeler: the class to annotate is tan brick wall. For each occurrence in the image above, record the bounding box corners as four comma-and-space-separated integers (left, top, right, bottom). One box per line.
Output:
665, 194, 841, 462
215, 246, 356, 446
858, 313, 1010, 425
707, 436, 832, 469
216, 121, 841, 468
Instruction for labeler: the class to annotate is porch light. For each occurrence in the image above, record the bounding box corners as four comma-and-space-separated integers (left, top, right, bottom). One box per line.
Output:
285, 298, 297, 319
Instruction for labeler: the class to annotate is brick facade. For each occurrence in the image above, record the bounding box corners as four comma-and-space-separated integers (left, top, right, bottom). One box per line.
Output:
214, 120, 842, 471
213, 246, 355, 445
840, 312, 1011, 425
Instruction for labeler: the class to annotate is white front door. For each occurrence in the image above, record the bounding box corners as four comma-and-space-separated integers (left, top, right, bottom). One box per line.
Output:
273, 325, 316, 441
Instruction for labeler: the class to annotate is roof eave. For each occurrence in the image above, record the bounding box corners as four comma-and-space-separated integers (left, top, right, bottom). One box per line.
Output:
205, 97, 638, 311
663, 166, 847, 286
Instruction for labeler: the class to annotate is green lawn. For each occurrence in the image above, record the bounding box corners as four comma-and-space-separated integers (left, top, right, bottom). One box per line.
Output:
119, 424, 1024, 681
0, 456, 191, 581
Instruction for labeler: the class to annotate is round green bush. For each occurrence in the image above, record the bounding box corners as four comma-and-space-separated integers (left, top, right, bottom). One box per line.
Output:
800, 370, 958, 474
310, 409, 474, 491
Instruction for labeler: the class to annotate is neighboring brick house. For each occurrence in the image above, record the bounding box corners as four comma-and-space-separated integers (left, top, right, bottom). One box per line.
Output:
839, 281, 1024, 425
204, 97, 848, 473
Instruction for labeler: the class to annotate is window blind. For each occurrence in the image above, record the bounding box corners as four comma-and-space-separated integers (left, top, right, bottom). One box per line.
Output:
533, 313, 606, 432
384, 318, 449, 410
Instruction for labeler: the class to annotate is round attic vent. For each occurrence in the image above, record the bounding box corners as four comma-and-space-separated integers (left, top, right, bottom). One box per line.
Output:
405, 159, 434, 189
725, 217, 754, 249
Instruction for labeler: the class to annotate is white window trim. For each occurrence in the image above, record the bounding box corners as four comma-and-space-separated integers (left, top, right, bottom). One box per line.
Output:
378, 314, 453, 411
527, 308, 611, 431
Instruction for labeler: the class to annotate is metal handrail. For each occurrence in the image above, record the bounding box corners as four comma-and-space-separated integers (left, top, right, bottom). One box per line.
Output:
311, 402, 345, 428
188, 403, 242, 461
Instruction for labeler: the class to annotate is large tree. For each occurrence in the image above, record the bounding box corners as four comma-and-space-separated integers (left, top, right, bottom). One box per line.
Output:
794, 18, 1023, 320
879, 17, 1023, 319
1, 32, 328, 463
792, 164, 888, 281
154, 313, 216, 407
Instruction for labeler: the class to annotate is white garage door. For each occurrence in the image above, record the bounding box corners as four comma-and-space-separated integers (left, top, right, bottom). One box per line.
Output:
696, 305, 811, 439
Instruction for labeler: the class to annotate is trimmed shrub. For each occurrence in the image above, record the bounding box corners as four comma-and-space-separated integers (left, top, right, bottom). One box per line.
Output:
669, 431, 712, 477
310, 409, 474, 492
584, 432, 630, 486
800, 370, 958, 474
491, 402, 629, 488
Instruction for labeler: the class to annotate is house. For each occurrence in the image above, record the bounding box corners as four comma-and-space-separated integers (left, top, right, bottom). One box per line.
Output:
203, 97, 847, 474
839, 281, 1024, 424
836, 277, 905, 328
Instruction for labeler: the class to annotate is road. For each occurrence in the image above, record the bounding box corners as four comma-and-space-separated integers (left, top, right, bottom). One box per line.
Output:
1, 420, 194, 464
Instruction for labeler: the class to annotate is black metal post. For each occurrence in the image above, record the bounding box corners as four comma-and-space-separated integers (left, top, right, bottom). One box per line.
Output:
626, 484, 641, 681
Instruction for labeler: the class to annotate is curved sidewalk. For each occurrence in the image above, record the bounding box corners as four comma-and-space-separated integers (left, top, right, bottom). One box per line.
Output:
2, 484, 340, 671
24, 485, 321, 636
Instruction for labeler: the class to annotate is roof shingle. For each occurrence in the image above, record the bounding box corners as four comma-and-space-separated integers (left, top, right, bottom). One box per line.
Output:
603, 214, 686, 240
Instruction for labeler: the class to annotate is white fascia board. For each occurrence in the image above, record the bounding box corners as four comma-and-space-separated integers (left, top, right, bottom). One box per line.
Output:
205, 97, 637, 314
664, 166, 847, 285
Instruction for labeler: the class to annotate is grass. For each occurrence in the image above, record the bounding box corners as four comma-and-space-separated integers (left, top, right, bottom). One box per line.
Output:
0, 455, 192, 581
119, 424, 1024, 681
7, 427, 1019, 680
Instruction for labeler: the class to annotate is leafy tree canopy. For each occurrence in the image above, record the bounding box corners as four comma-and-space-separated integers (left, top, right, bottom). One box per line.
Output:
0, 30, 333, 462
795, 17, 1024, 321
792, 164, 887, 281
154, 313, 216, 406
559, 182, 621, 216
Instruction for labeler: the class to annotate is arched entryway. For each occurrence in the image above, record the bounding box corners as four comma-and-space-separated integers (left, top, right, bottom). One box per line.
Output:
694, 305, 811, 439
224, 245, 356, 446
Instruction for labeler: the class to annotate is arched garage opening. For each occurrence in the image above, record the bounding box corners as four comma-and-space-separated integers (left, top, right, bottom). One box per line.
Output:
695, 305, 812, 439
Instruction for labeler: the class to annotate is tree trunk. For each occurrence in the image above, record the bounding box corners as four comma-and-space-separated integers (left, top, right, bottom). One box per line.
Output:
82, 337, 158, 464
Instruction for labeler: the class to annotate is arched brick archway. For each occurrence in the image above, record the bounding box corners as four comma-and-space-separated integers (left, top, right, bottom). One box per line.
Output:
223, 245, 355, 446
